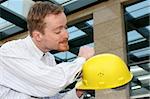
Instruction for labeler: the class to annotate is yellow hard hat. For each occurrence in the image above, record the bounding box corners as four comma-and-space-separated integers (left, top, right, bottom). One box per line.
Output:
76, 53, 133, 90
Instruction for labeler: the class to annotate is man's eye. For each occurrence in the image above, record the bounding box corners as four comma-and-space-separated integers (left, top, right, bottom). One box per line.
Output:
55, 31, 61, 34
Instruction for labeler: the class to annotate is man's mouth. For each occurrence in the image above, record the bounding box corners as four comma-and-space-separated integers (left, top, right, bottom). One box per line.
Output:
58, 39, 69, 51
60, 39, 68, 44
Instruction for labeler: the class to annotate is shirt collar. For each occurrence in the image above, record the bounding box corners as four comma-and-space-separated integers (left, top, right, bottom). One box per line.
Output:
24, 35, 44, 60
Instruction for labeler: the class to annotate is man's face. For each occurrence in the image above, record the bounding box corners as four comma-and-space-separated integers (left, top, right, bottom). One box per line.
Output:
39, 12, 69, 52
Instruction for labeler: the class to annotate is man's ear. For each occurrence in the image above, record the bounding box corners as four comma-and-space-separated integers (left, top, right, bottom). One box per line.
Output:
32, 31, 42, 41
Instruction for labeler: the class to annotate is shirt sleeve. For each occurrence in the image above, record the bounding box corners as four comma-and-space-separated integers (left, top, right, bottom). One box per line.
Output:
0, 52, 86, 97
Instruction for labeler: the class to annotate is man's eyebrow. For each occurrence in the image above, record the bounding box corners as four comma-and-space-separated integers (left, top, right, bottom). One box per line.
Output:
53, 25, 67, 31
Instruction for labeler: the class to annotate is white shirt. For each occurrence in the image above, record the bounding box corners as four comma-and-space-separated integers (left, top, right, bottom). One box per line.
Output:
0, 35, 85, 99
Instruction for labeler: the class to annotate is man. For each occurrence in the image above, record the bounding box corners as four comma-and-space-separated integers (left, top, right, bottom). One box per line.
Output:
0, 1, 95, 99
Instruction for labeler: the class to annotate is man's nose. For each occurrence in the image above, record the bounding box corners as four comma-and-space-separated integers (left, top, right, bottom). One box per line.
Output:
62, 29, 69, 38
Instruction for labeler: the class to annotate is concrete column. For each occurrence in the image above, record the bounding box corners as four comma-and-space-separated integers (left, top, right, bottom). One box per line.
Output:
93, 0, 130, 99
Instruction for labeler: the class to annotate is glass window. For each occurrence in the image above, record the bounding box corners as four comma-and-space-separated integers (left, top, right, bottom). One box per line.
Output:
54, 51, 76, 60
125, 0, 150, 18
68, 26, 86, 40
127, 30, 145, 45
124, 0, 150, 98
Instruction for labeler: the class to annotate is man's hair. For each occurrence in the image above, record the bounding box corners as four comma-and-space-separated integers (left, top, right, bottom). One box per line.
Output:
27, 1, 64, 36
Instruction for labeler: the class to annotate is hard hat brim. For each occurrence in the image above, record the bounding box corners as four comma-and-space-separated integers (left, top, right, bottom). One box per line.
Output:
76, 72, 133, 90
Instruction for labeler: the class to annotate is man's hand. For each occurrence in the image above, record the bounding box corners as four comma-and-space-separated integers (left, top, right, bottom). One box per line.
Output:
78, 46, 95, 60
76, 89, 85, 98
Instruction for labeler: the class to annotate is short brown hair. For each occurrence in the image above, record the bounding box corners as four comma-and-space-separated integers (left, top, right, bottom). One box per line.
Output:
27, 1, 64, 36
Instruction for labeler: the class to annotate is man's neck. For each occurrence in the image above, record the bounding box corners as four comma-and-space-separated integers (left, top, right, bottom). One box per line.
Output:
31, 37, 48, 53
